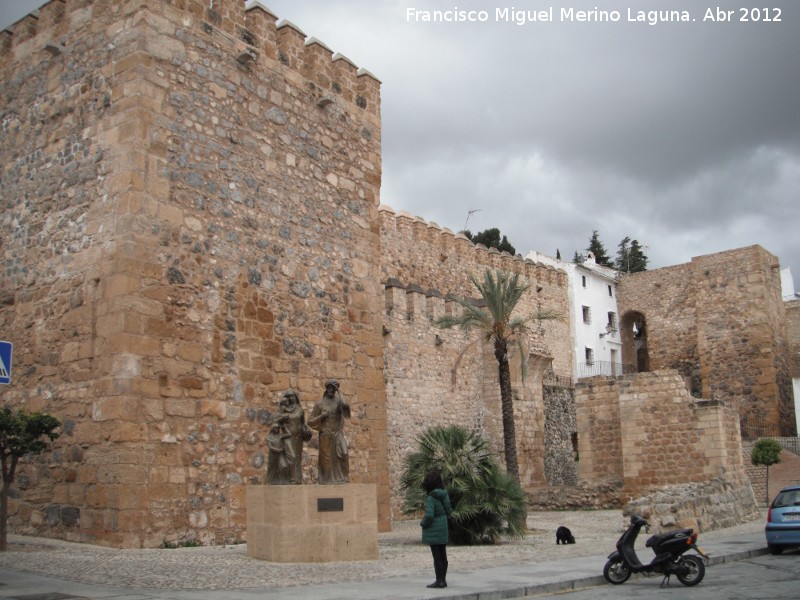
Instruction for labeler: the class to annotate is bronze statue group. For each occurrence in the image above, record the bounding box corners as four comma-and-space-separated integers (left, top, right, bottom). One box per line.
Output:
265, 379, 452, 588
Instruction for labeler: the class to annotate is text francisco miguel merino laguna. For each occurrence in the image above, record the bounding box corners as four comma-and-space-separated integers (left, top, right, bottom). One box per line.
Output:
405, 6, 782, 26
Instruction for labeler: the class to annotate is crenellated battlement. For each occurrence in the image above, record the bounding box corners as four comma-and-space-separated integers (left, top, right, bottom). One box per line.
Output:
378, 204, 568, 291
0, 0, 380, 117
383, 277, 458, 325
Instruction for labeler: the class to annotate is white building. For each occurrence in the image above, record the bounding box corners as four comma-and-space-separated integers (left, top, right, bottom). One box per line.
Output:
526, 250, 624, 381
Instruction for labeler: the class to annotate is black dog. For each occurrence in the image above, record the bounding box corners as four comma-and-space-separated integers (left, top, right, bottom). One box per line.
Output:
556, 526, 575, 544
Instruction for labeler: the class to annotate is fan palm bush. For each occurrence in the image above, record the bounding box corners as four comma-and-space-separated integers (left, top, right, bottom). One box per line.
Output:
401, 424, 527, 545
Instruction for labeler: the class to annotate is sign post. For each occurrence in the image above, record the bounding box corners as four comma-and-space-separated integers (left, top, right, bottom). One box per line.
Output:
0, 341, 12, 385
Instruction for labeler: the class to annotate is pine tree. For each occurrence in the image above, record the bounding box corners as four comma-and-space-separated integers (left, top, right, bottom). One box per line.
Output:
615, 237, 649, 273
586, 230, 613, 267
628, 239, 648, 272
615, 237, 632, 272
469, 228, 516, 256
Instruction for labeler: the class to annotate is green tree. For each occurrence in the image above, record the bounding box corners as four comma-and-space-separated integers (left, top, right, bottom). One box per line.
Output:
435, 270, 559, 487
628, 240, 648, 272
751, 438, 782, 505
586, 230, 613, 267
401, 424, 527, 544
615, 237, 649, 273
0, 407, 60, 551
465, 228, 516, 256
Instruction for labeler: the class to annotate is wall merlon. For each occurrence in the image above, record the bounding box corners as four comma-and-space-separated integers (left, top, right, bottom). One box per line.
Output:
383, 281, 455, 325
37, 0, 67, 33
333, 52, 357, 70
245, 0, 278, 21
206, 0, 246, 36
405, 284, 427, 320
275, 19, 306, 69
301, 36, 334, 88
1, 30, 11, 57
244, 0, 278, 59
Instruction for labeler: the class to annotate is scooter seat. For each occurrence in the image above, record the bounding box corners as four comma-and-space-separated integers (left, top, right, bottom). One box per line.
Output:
645, 528, 693, 548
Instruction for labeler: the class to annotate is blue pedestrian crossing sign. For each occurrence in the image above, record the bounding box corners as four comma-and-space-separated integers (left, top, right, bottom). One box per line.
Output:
0, 341, 12, 385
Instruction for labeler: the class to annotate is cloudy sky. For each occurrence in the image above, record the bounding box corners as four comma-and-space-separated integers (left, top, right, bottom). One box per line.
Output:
3, 1, 799, 287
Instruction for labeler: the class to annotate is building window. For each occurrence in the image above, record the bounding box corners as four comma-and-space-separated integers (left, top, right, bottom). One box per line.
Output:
608, 284, 613, 297
607, 311, 617, 331
581, 275, 587, 288
585, 347, 594, 365
582, 306, 591, 324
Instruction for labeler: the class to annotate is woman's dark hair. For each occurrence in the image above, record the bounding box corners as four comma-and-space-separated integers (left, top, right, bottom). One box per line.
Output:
421, 470, 444, 493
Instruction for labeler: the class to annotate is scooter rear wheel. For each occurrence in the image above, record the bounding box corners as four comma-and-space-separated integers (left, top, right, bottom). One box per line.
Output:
676, 555, 705, 586
603, 558, 631, 584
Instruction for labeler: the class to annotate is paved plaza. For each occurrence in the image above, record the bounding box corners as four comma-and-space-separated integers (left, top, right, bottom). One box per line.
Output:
0, 510, 768, 600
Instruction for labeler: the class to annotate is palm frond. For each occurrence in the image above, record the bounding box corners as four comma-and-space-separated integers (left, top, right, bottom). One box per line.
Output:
400, 424, 528, 544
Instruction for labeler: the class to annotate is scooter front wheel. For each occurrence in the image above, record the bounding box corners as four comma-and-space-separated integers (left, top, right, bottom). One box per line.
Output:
603, 557, 631, 584
676, 555, 705, 586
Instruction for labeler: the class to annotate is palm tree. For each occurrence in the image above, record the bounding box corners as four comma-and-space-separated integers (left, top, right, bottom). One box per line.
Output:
401, 424, 527, 544
435, 269, 558, 485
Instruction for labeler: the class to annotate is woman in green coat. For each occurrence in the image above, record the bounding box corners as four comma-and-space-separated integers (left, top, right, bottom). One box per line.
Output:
420, 471, 452, 588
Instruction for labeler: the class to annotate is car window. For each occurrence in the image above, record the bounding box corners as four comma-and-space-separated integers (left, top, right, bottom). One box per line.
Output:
774, 491, 800, 508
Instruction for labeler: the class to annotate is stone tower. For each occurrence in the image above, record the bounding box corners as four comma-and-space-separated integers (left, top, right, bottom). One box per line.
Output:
0, 0, 388, 547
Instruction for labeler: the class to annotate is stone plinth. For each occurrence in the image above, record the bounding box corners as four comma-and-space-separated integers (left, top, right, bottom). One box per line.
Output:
247, 484, 378, 562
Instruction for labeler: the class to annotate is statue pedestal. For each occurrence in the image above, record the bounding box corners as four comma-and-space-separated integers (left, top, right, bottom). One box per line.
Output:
246, 484, 378, 562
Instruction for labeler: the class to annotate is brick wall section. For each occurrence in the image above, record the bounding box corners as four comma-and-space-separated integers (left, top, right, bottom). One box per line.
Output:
1, 0, 387, 547
742, 441, 800, 504
618, 246, 795, 435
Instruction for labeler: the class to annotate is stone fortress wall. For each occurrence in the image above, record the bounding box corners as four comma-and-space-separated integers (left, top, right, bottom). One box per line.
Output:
786, 298, 800, 379
1, 0, 388, 547
0, 0, 793, 547
378, 206, 573, 517
617, 246, 795, 435
576, 370, 758, 529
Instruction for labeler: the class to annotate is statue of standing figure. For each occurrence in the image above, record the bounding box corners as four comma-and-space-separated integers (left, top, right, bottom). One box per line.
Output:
266, 388, 311, 485
307, 379, 351, 484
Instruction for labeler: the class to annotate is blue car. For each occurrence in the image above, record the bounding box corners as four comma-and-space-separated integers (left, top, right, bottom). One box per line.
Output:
765, 484, 800, 554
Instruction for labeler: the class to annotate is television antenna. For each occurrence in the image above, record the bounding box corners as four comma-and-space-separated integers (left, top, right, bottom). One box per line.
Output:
463, 208, 481, 232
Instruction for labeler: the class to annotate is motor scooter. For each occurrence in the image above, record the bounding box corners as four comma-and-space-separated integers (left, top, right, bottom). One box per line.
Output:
603, 514, 709, 587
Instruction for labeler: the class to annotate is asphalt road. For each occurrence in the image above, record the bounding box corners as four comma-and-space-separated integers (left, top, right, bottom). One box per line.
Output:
528, 550, 800, 600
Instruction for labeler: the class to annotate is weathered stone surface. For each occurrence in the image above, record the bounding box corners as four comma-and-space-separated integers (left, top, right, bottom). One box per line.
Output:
617, 246, 794, 435
1, 0, 385, 547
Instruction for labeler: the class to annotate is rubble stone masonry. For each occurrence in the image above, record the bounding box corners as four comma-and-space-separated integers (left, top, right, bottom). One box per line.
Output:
1, 0, 790, 548
379, 207, 574, 516
1, 0, 386, 547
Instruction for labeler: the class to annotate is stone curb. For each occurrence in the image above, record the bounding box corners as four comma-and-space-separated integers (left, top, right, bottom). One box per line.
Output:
706, 546, 770, 564
419, 547, 769, 600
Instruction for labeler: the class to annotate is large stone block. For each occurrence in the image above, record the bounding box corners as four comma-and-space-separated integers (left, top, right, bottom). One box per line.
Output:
246, 484, 378, 562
